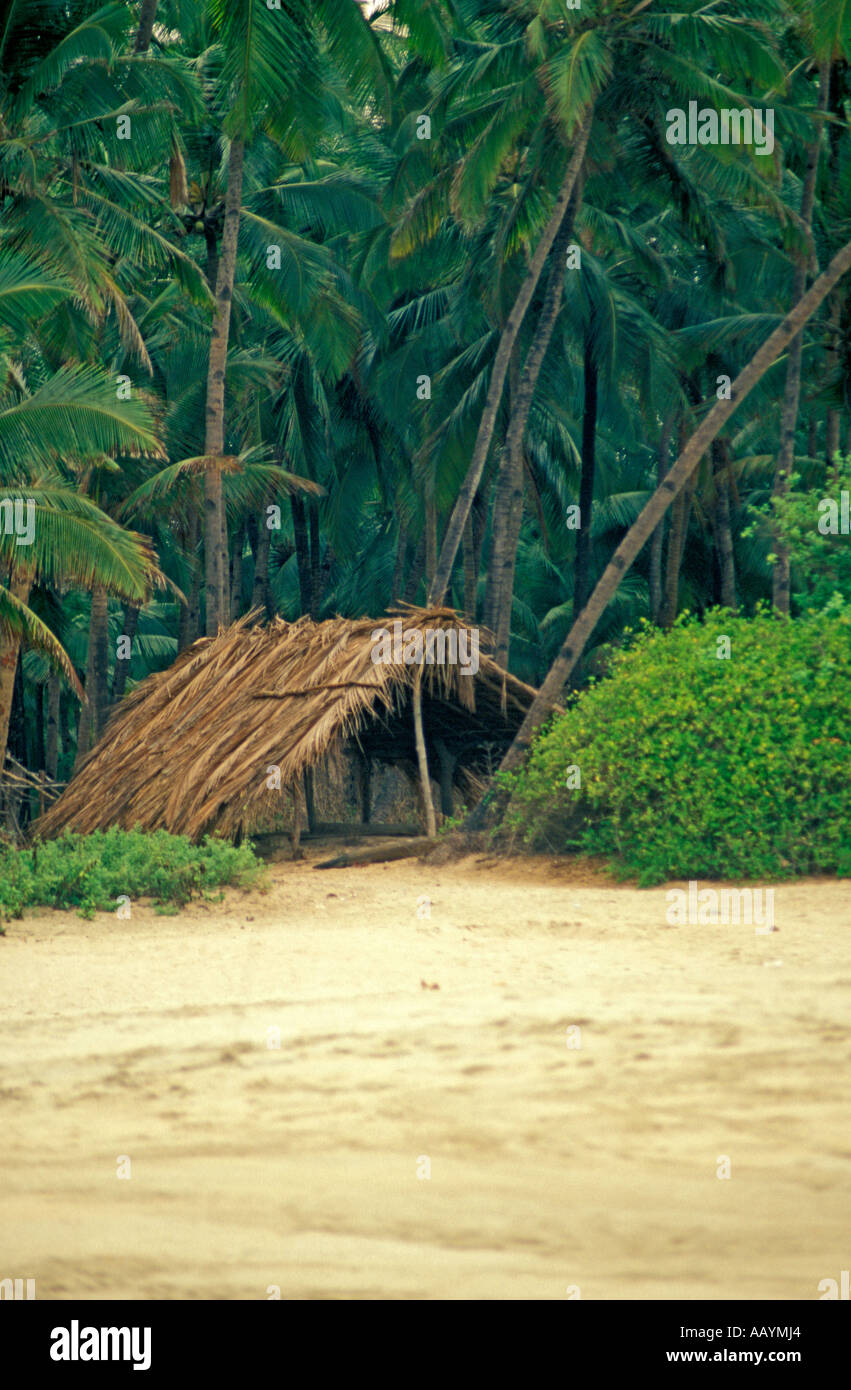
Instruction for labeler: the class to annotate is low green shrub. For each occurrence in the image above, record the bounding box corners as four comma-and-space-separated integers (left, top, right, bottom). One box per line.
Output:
502, 607, 851, 884
0, 826, 264, 925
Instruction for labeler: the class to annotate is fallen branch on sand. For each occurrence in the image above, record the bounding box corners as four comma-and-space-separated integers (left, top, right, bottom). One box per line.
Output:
315, 838, 436, 869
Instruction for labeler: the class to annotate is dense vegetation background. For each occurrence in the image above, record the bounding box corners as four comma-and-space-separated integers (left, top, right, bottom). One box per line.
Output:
1, 0, 850, 838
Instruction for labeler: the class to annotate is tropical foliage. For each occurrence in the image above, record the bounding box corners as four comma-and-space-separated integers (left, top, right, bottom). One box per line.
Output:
1, 0, 850, 838
0, 825, 263, 922
502, 607, 851, 882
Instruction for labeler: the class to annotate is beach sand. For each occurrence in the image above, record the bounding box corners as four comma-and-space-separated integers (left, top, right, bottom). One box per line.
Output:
1, 854, 848, 1300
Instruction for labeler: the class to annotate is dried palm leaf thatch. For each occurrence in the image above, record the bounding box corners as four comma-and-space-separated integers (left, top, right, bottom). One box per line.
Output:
35, 607, 537, 842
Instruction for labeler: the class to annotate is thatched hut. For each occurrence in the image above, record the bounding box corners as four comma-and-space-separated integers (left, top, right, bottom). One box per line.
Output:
36, 607, 537, 843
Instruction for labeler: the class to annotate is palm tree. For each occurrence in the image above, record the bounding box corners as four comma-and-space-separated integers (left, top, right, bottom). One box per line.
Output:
0, 361, 168, 773
200, 0, 389, 633
498, 236, 851, 779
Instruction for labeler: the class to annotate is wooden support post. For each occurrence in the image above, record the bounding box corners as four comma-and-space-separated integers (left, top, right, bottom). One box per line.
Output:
433, 738, 456, 819
290, 780, 305, 860
358, 753, 372, 824
411, 668, 437, 838
303, 767, 316, 832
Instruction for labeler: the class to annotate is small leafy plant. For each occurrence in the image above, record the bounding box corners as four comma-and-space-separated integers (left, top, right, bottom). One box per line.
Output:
0, 827, 264, 926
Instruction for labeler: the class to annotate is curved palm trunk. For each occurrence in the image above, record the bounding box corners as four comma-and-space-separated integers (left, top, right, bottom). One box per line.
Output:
772, 60, 829, 614
573, 339, 598, 623
493, 235, 851, 779
204, 135, 244, 635
484, 181, 584, 661
428, 114, 593, 607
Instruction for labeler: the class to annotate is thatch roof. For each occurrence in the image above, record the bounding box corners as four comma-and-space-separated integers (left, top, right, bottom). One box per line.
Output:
36, 607, 537, 842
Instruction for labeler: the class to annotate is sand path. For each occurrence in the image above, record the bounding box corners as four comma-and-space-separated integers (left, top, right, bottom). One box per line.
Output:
1, 855, 848, 1299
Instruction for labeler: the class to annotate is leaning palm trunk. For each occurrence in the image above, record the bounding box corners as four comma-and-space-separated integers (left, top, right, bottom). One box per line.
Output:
491, 236, 851, 779
772, 60, 829, 614
484, 182, 584, 659
204, 135, 245, 635
573, 338, 598, 623
428, 114, 593, 607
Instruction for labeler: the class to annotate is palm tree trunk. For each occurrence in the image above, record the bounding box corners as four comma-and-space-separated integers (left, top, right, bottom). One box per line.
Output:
713, 439, 737, 611
308, 504, 321, 618
494, 235, 851, 778
573, 337, 598, 622
230, 523, 244, 620
772, 60, 830, 614
75, 585, 108, 767
825, 293, 842, 464
404, 532, 426, 604
649, 413, 674, 624
412, 668, 436, 838
484, 180, 584, 652
482, 347, 520, 635
45, 670, 60, 779
251, 508, 272, 616
111, 601, 139, 702
33, 678, 45, 774
291, 494, 311, 615
204, 135, 244, 635
661, 417, 692, 627
46, 667, 61, 780
133, 0, 159, 53
90, 585, 110, 740
462, 510, 477, 622
807, 413, 818, 460
179, 510, 201, 651
428, 113, 593, 606
392, 523, 407, 605
0, 572, 31, 779
425, 488, 437, 592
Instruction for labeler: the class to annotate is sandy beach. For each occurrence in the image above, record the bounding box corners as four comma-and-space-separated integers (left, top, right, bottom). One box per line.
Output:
1, 853, 848, 1300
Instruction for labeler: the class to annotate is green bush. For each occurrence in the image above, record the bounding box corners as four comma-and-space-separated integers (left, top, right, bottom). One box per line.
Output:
0, 827, 264, 925
502, 608, 851, 884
